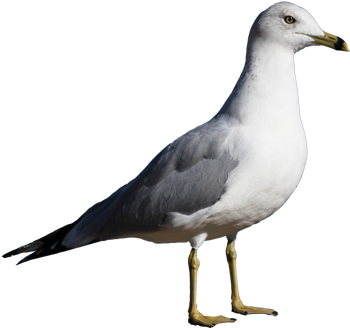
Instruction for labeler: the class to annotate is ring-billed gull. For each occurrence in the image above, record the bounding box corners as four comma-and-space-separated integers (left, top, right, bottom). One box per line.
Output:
3, 2, 348, 327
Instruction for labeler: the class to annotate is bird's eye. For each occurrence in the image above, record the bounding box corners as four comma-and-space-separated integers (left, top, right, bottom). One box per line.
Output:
284, 16, 296, 24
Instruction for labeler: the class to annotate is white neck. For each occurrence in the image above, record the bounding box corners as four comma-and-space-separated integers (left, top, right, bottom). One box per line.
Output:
217, 41, 300, 128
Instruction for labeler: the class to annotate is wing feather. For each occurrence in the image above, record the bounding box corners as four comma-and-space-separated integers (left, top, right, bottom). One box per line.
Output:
62, 118, 238, 248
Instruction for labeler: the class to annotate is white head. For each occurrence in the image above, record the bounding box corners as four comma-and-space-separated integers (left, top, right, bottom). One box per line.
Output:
248, 2, 348, 53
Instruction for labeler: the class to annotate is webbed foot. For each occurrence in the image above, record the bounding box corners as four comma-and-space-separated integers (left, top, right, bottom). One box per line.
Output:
189, 310, 236, 327
232, 301, 278, 316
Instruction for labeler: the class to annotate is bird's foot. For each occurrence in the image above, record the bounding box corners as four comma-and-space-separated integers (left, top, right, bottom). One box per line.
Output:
188, 310, 236, 327
232, 301, 278, 316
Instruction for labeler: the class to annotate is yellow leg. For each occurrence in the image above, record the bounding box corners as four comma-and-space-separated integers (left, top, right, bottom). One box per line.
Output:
188, 248, 236, 327
226, 240, 278, 316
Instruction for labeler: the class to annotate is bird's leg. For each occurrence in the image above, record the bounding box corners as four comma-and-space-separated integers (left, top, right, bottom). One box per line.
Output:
226, 239, 278, 316
188, 248, 236, 327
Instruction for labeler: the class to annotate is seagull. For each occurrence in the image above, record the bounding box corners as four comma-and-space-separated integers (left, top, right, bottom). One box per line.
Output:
3, 2, 348, 327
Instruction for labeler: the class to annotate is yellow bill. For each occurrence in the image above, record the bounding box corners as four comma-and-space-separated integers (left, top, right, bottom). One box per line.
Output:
307, 31, 349, 51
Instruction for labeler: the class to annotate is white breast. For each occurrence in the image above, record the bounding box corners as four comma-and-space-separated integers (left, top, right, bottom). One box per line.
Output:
200, 47, 308, 239
204, 120, 307, 236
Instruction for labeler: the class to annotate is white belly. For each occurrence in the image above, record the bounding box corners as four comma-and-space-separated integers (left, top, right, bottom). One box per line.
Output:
201, 121, 308, 239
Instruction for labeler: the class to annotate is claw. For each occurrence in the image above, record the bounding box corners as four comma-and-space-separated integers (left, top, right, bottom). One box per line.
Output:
230, 314, 237, 321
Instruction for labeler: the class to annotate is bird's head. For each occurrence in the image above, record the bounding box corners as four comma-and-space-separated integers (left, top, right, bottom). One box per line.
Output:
248, 1, 348, 53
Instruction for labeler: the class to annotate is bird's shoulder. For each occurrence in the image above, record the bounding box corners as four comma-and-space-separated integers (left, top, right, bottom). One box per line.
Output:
138, 117, 233, 187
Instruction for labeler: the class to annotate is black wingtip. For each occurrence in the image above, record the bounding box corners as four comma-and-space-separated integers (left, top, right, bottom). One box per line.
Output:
3, 249, 18, 258
2, 223, 76, 265
16, 255, 32, 265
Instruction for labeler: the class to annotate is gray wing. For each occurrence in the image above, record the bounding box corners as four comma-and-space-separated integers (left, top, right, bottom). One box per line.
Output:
62, 118, 238, 248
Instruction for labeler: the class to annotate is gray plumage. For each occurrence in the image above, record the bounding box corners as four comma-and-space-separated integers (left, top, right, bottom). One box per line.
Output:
63, 116, 238, 248
4, 115, 239, 263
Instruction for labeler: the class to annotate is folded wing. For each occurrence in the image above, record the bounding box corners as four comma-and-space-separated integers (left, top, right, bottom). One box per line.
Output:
63, 118, 238, 248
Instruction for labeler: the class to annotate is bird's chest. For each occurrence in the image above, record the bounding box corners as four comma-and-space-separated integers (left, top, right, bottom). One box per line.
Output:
208, 120, 307, 231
